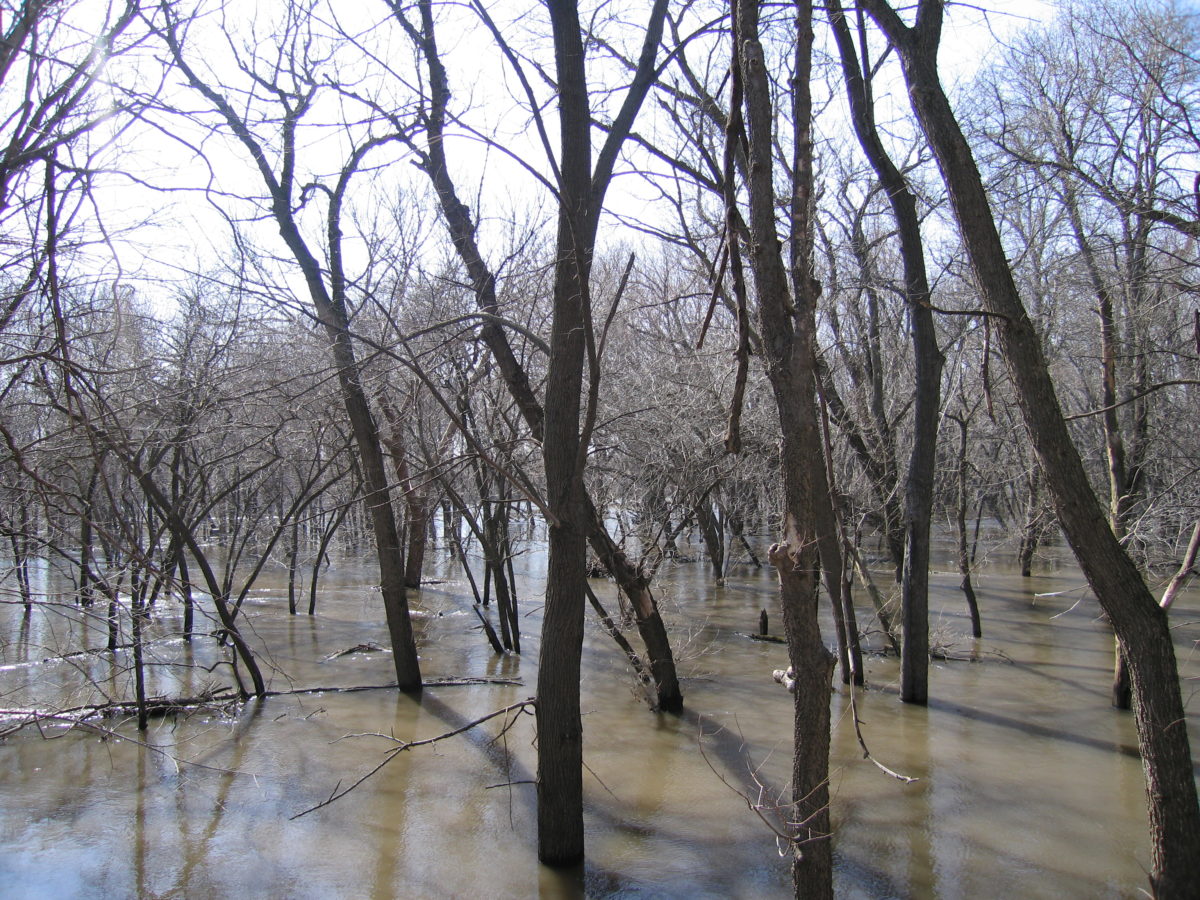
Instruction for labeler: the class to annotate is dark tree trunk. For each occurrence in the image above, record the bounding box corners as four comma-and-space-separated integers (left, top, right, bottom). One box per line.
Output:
861, 1, 1200, 891
810, 449, 858, 685
400, 0, 681, 712
287, 517, 300, 615
309, 500, 350, 616
952, 414, 982, 637
1017, 466, 1042, 577
828, 0, 943, 702
815, 389, 864, 684
535, 1, 593, 865
693, 500, 725, 581
535, 0, 672, 864
738, 2, 835, 895
131, 576, 148, 732
79, 468, 99, 608
178, 551, 194, 641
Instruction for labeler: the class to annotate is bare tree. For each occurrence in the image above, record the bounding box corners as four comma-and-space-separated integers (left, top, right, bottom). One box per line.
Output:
827, 0, 944, 703
385, 0, 684, 714
154, 1, 421, 689
859, 0, 1200, 892
734, 0, 834, 893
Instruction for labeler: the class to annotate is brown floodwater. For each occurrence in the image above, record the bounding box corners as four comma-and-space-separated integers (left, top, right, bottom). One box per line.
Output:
0, 532, 1196, 898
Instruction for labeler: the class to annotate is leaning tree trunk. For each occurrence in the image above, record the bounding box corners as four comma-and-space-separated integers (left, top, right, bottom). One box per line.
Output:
860, 1, 1200, 892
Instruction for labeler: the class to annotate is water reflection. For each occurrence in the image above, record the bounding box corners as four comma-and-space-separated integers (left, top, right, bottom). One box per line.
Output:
0, 536, 1195, 898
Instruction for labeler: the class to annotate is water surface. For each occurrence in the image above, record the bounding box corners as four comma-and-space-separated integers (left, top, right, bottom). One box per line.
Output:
0, 537, 1195, 898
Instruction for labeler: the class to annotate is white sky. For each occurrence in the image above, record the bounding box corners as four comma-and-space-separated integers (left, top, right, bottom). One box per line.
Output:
67, 0, 1060, 317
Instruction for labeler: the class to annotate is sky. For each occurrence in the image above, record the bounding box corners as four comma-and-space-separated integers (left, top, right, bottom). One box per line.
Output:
59, 0, 1061, 318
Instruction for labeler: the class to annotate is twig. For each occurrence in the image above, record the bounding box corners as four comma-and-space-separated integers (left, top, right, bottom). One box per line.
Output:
695, 716, 798, 846
847, 686, 919, 784
290, 698, 535, 819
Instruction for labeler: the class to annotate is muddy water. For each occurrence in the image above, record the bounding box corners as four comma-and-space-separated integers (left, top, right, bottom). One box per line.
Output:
0, 536, 1196, 899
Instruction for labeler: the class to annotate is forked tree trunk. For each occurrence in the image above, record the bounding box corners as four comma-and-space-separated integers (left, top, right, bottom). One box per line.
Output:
860, 1, 1200, 891
738, 2, 835, 895
398, 0, 682, 712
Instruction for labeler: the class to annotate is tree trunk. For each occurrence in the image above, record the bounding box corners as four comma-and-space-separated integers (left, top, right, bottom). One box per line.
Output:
402, 0, 682, 712
287, 516, 300, 615
1017, 466, 1042, 577
534, 0, 593, 866
860, 2, 1200, 890
582, 495, 683, 711
952, 415, 982, 637
178, 550, 194, 641
738, 2, 835, 894
829, 0, 943, 701
693, 500, 725, 581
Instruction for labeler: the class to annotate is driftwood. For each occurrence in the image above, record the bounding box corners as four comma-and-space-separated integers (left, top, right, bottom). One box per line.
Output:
322, 642, 385, 661
746, 632, 787, 644
0, 688, 242, 736
0, 678, 525, 738
291, 697, 536, 819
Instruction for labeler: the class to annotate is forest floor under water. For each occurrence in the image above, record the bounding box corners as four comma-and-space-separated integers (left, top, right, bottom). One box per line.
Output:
0, 534, 1197, 898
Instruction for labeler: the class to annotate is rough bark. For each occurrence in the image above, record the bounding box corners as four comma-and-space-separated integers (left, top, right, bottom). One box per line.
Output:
738, 2, 835, 895
535, 0, 592, 865
828, 0, 944, 703
399, 0, 681, 712
860, 1, 1200, 892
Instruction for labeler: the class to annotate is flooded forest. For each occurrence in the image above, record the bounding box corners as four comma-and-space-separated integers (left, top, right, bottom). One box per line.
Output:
1, 1, 1198, 897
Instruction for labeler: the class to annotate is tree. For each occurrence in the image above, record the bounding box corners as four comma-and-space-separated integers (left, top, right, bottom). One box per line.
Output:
734, 0, 835, 893
827, 0, 944, 703
155, 0, 421, 689
528, 0, 671, 864
388, 0, 684, 714
859, 0, 1200, 892
975, 0, 1200, 705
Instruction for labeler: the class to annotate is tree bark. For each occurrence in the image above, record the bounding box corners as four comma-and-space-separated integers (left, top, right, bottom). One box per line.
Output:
860, 1, 1200, 891
828, 0, 944, 703
535, 1, 592, 865
738, 2, 835, 895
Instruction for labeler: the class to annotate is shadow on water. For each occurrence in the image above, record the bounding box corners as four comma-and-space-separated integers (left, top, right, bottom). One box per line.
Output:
0, 536, 1195, 898
414, 689, 538, 805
